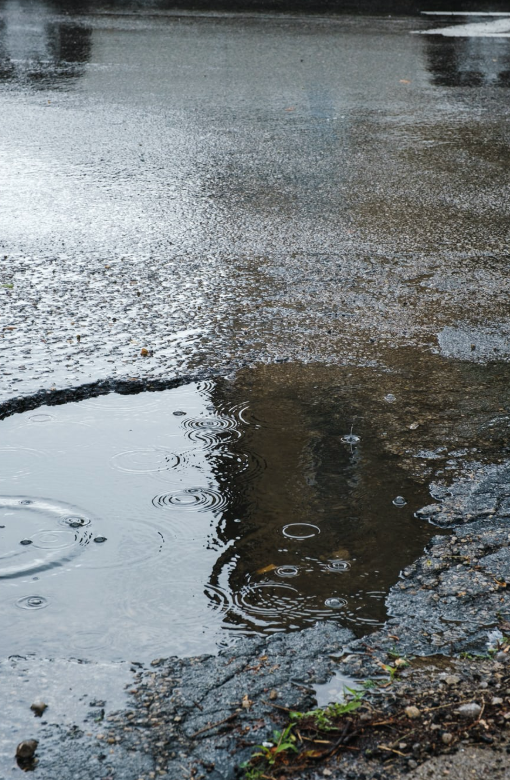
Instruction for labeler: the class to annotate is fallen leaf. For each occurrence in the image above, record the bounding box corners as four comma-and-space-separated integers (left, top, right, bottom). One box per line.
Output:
256, 563, 277, 575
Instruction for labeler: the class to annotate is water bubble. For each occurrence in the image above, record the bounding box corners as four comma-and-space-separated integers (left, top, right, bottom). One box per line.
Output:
341, 434, 360, 445
325, 560, 351, 572
19, 500, 33, 506
94, 537, 107, 544
384, 394, 396, 403
325, 597, 347, 609
282, 523, 320, 540
16, 595, 48, 610
19, 539, 33, 546
393, 496, 407, 507
276, 566, 300, 578
173, 410, 186, 416
60, 516, 91, 529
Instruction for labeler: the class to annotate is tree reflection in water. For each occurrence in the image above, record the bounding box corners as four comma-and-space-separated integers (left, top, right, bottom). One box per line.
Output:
0, 0, 92, 88
203, 363, 436, 639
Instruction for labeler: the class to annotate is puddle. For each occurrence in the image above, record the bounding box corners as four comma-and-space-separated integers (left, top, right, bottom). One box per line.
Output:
0, 655, 130, 775
313, 670, 361, 709
1, 357, 510, 662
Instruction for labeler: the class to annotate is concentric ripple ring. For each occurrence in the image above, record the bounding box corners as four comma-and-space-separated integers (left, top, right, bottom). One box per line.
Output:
111, 448, 180, 474
325, 560, 351, 572
282, 523, 320, 540
152, 487, 227, 512
16, 595, 49, 610
0, 496, 94, 579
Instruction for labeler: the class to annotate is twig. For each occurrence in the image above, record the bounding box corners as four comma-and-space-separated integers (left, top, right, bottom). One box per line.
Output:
309, 723, 359, 760
261, 699, 294, 713
290, 680, 316, 694
189, 712, 238, 739
300, 735, 333, 744
421, 698, 482, 714
379, 745, 407, 757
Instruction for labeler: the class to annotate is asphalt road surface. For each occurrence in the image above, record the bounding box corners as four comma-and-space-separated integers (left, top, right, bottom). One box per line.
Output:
1, 2, 509, 404
1, 4, 510, 779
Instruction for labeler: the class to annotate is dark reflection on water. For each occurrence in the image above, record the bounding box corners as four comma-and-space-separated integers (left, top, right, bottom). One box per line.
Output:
206, 371, 435, 636
425, 35, 510, 88
0, 0, 92, 88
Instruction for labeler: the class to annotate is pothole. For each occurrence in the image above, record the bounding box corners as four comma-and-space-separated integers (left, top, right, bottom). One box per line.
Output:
1, 356, 509, 661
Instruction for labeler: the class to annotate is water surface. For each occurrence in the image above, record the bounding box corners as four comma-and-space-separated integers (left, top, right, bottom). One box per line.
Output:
2, 355, 510, 660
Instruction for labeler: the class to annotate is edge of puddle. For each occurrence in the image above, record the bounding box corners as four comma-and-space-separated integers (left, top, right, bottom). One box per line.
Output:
2, 369, 510, 778
0, 371, 221, 422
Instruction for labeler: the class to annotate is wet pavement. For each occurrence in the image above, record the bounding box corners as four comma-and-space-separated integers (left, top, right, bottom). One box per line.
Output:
1, 3, 510, 402
1, 2, 510, 778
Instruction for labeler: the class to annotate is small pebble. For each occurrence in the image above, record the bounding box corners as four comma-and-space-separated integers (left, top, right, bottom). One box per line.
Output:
30, 701, 47, 717
405, 706, 420, 719
16, 740, 38, 759
457, 702, 481, 720
444, 675, 461, 686
442, 732, 453, 745
492, 697, 503, 706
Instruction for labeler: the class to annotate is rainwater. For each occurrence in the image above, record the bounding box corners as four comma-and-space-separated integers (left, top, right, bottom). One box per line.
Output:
0, 367, 448, 662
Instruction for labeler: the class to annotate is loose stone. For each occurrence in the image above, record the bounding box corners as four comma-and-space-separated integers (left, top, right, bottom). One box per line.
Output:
457, 702, 482, 720
16, 740, 38, 759
30, 701, 47, 717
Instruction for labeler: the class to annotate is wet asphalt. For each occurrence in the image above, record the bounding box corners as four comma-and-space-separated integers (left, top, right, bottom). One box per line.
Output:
1, 2, 509, 404
1, 3, 510, 779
